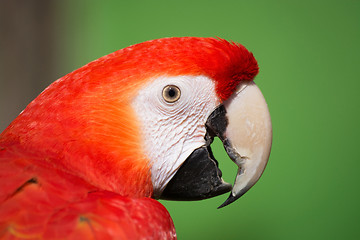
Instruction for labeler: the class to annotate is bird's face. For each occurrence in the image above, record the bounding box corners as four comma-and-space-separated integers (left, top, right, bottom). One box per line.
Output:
132, 74, 272, 207
132, 75, 220, 198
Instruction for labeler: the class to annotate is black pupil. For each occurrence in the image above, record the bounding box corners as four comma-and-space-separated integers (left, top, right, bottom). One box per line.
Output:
168, 88, 176, 98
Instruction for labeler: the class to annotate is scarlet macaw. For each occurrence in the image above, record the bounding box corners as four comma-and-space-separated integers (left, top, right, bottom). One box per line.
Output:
0, 37, 272, 239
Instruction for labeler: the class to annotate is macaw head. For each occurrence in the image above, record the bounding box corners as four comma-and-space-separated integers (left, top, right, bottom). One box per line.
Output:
2, 37, 272, 207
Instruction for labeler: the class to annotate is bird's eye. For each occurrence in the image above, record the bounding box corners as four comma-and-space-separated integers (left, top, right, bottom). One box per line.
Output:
162, 85, 181, 103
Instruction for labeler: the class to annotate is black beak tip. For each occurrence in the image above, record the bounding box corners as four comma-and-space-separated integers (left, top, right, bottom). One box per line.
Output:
217, 186, 250, 209
217, 193, 237, 209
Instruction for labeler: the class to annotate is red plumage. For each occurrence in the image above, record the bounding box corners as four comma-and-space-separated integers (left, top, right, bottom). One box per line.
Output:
0, 37, 258, 239
0, 148, 175, 239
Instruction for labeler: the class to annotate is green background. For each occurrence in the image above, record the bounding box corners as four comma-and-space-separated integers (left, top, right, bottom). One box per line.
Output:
4, 0, 360, 239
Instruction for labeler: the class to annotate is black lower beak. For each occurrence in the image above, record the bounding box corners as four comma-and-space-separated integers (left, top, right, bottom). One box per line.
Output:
160, 145, 232, 200
160, 105, 231, 201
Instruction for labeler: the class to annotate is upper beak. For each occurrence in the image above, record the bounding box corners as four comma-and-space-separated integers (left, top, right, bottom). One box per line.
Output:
217, 81, 272, 208
160, 80, 272, 208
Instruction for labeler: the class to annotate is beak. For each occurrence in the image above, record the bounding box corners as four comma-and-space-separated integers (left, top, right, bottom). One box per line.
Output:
160, 81, 272, 208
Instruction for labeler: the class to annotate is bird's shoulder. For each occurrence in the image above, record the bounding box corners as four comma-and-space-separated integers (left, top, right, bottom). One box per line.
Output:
0, 148, 176, 240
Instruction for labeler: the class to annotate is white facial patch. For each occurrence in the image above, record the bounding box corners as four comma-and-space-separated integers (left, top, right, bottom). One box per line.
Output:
132, 75, 219, 198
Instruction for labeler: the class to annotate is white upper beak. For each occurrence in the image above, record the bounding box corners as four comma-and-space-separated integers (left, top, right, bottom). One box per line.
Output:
219, 81, 272, 207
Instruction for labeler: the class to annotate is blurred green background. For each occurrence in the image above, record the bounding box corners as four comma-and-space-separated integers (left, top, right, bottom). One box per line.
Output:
1, 0, 359, 239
